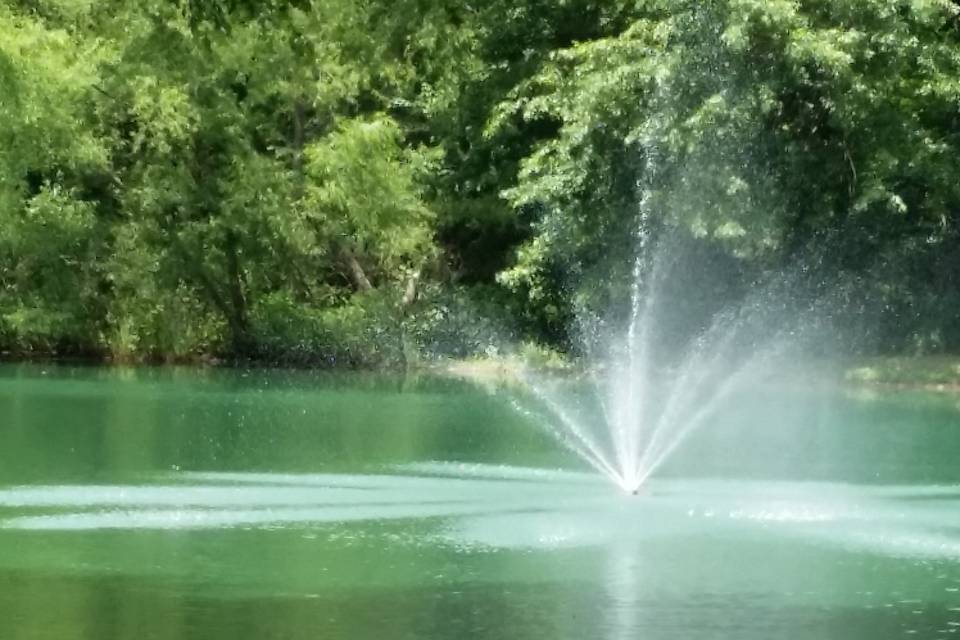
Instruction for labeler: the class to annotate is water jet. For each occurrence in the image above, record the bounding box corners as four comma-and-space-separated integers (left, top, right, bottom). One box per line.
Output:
513, 234, 801, 494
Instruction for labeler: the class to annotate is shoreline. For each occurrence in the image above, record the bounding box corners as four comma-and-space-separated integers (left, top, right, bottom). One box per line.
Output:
4, 352, 960, 394
433, 356, 960, 395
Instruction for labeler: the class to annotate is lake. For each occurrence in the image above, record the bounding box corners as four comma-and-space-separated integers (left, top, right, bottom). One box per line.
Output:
1, 363, 959, 639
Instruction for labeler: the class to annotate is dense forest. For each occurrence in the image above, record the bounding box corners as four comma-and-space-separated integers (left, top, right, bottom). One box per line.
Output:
2, 0, 959, 365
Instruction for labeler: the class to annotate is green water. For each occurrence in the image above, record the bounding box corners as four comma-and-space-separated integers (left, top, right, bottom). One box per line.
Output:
2, 364, 960, 640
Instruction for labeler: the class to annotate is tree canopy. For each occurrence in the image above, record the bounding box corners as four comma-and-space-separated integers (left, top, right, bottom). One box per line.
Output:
1, 0, 959, 363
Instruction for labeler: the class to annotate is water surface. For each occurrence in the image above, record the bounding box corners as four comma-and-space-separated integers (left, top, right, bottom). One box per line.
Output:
1, 364, 959, 639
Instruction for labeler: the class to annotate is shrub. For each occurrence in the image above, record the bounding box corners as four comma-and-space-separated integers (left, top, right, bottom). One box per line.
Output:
251, 292, 405, 368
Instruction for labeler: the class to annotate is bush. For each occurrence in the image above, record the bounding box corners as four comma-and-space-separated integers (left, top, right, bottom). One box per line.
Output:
250, 285, 522, 368
517, 341, 569, 370
404, 285, 518, 361
105, 283, 224, 362
0, 306, 101, 356
251, 291, 405, 368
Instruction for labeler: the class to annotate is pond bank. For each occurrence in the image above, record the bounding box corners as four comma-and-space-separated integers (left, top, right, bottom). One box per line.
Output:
5, 351, 960, 393
844, 356, 960, 393
435, 355, 960, 394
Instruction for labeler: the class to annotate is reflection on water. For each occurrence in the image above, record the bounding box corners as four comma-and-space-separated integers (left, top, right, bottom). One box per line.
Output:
3, 464, 960, 562
4, 467, 960, 638
3, 365, 960, 639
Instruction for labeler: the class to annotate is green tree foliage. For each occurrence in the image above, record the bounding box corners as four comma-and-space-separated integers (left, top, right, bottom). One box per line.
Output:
303, 116, 438, 291
0, 5, 108, 351
1, 0, 959, 360
491, 0, 960, 348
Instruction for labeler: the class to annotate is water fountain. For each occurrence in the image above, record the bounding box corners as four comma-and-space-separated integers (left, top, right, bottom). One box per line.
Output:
512, 197, 811, 495
499, 54, 840, 489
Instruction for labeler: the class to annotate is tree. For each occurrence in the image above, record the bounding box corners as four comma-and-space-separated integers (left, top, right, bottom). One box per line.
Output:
490, 0, 960, 345
0, 5, 109, 351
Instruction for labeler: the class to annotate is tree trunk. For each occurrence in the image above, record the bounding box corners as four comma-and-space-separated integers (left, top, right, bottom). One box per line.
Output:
168, 230, 251, 357
224, 230, 251, 354
402, 267, 422, 307
340, 247, 373, 292
292, 98, 307, 200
